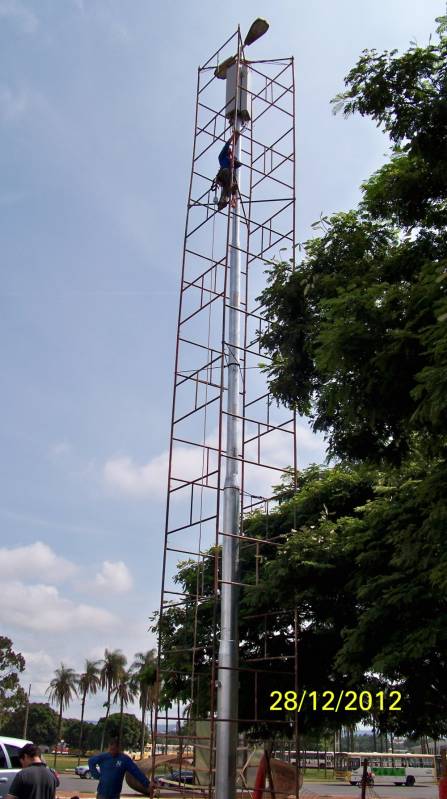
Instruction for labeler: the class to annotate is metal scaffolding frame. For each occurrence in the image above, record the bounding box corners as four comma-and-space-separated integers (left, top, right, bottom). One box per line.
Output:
153, 26, 299, 799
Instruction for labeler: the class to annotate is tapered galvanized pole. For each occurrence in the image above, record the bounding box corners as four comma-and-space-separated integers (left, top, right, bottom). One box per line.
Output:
215, 109, 242, 799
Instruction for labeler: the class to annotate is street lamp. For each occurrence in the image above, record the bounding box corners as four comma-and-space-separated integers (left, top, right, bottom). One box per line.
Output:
214, 18, 269, 79
214, 19, 269, 799
244, 17, 269, 46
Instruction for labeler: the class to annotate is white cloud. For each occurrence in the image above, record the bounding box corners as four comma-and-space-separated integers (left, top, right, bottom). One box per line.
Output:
21, 650, 55, 696
49, 440, 71, 459
0, 507, 108, 538
103, 421, 325, 502
1, 541, 77, 583
0, 0, 38, 34
0, 581, 116, 633
0, 86, 31, 123
104, 453, 166, 498
94, 560, 133, 593
243, 421, 327, 501
96, 9, 130, 45
70, 0, 85, 13
0, 189, 30, 207
103, 441, 210, 499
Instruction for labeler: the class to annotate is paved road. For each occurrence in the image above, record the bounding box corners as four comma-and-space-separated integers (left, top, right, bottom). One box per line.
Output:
58, 774, 438, 799
302, 782, 437, 798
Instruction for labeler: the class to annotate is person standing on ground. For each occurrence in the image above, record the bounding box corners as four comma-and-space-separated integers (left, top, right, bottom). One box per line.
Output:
6, 744, 59, 799
88, 737, 151, 799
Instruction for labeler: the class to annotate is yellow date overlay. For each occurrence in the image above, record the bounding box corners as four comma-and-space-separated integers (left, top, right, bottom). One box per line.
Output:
269, 690, 401, 713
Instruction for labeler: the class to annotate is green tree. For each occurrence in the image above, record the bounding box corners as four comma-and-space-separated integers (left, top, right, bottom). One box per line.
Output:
92, 712, 141, 751
46, 664, 78, 767
250, 18, 447, 738
77, 660, 101, 763
99, 649, 126, 751
332, 461, 447, 738
63, 718, 96, 753
154, 461, 447, 740
131, 650, 157, 758
112, 669, 138, 750
153, 465, 377, 739
1, 703, 58, 746
258, 17, 447, 466
0, 637, 25, 729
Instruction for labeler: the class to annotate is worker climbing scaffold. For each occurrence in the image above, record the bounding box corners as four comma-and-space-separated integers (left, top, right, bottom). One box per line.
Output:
214, 129, 242, 210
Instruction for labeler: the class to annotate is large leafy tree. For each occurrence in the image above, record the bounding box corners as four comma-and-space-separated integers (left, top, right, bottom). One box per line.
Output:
64, 718, 96, 753
46, 664, 78, 766
252, 16, 447, 740
153, 465, 378, 740
154, 457, 447, 740
258, 17, 447, 465
332, 460, 447, 738
264, 464, 447, 738
0, 637, 25, 729
1, 702, 58, 746
92, 712, 141, 751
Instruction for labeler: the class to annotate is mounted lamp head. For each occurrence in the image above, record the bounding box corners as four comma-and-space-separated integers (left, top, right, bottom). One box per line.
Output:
214, 18, 269, 79
244, 18, 269, 47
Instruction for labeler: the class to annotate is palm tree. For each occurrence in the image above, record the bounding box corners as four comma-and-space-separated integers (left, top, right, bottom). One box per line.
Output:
46, 664, 78, 767
132, 650, 157, 759
112, 668, 138, 750
77, 660, 101, 764
99, 649, 127, 750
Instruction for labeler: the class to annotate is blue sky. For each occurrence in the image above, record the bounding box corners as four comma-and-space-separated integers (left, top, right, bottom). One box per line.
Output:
0, 0, 443, 722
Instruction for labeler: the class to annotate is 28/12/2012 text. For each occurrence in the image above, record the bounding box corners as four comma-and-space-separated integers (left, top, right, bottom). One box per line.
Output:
269, 690, 402, 713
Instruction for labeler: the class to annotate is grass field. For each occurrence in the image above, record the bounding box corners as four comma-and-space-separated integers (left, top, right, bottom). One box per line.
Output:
49, 756, 88, 771
303, 768, 335, 781
49, 756, 335, 782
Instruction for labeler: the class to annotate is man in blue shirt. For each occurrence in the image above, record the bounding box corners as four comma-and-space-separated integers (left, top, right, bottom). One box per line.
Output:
216, 130, 242, 210
89, 738, 150, 799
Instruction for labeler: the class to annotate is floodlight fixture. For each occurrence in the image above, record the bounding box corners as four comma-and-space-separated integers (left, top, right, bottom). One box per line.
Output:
215, 19, 269, 78
244, 17, 269, 46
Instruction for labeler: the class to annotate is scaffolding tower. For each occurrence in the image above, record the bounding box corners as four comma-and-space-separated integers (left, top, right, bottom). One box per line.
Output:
153, 24, 299, 799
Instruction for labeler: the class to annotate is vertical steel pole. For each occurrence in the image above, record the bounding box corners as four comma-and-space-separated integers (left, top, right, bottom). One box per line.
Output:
215, 93, 242, 799
22, 683, 31, 740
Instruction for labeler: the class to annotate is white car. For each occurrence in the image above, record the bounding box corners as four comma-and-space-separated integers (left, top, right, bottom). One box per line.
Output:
0, 736, 60, 799
0, 736, 32, 799
75, 764, 93, 779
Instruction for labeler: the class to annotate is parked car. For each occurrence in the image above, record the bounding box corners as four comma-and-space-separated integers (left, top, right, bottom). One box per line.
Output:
0, 735, 61, 799
0, 736, 33, 799
160, 770, 195, 786
75, 764, 93, 779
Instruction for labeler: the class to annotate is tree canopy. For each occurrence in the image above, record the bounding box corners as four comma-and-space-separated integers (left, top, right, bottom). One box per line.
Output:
0, 702, 58, 746
155, 462, 447, 739
0, 637, 25, 729
91, 712, 142, 751
259, 16, 447, 466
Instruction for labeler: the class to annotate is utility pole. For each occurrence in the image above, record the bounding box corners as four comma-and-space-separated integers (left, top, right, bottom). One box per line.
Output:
215, 65, 243, 799
215, 20, 269, 799
22, 683, 31, 739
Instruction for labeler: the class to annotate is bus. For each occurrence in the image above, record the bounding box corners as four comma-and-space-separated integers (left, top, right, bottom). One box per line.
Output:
334, 752, 438, 786
273, 750, 334, 769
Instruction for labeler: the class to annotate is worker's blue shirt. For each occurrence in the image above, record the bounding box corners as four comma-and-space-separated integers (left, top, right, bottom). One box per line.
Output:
218, 140, 241, 170
88, 752, 149, 798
